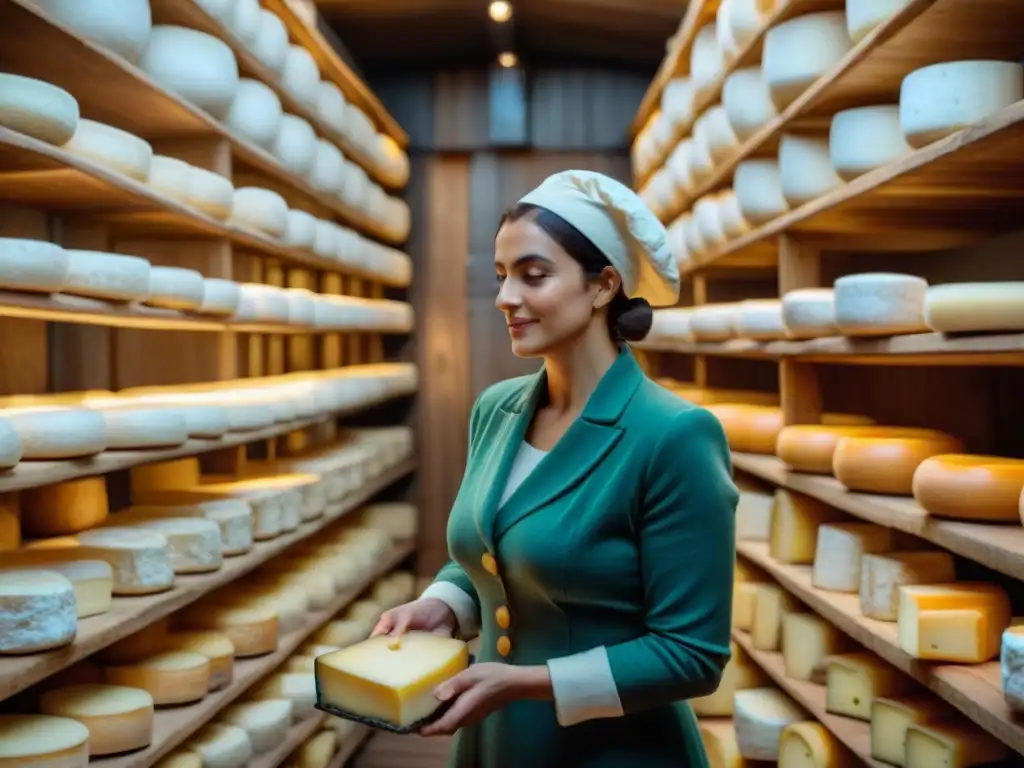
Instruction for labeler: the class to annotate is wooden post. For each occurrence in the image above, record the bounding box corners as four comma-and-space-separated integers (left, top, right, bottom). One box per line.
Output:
778, 234, 823, 426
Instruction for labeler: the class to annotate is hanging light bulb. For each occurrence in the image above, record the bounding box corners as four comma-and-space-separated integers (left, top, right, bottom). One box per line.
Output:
489, 1, 513, 23
498, 51, 519, 68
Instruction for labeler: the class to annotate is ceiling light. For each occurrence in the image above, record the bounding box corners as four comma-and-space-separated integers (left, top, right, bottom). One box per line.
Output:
489, 1, 513, 23
498, 51, 518, 68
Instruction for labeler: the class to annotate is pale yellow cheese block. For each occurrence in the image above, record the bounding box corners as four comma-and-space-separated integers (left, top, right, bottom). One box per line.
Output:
825, 652, 914, 720
870, 695, 955, 767
897, 582, 1011, 663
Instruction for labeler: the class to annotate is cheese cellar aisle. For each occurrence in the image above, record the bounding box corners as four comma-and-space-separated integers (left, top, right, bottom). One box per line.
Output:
632, 0, 1024, 765
0, 0, 420, 765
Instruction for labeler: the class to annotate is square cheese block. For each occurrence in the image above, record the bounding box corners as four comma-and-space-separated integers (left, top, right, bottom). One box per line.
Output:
315, 631, 469, 729
751, 583, 802, 651
770, 489, 844, 564
897, 582, 1011, 663
782, 613, 850, 682
811, 522, 893, 593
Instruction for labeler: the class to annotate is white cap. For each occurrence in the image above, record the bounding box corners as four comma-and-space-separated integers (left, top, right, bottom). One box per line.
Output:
518, 170, 681, 307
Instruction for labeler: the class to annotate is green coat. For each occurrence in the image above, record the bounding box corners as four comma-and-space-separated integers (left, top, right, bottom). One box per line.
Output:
432, 347, 738, 767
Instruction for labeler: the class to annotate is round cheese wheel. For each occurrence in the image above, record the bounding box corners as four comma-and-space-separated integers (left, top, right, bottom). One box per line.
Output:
0, 73, 79, 145
145, 266, 205, 310
713, 405, 874, 454
0, 237, 69, 293
763, 12, 853, 109
62, 118, 153, 181
285, 288, 317, 325
781, 288, 837, 338
250, 10, 288, 73
281, 45, 320, 112
830, 105, 912, 180
723, 67, 778, 141
736, 299, 786, 340
220, 699, 291, 752
661, 77, 694, 130
691, 24, 725, 97
233, 283, 291, 324
648, 308, 694, 344
664, 139, 694, 197
776, 424, 935, 473
689, 117, 716, 183
691, 303, 739, 342
716, 0, 740, 61
229, 0, 261, 45
694, 195, 727, 248
271, 114, 316, 175
666, 217, 689, 267
313, 219, 338, 258
39, 683, 154, 756
19, 476, 109, 535
146, 155, 194, 205
225, 79, 283, 150
779, 133, 843, 206
913, 454, 1024, 522
340, 162, 371, 209
833, 432, 964, 495
283, 209, 318, 249
729, 0, 772, 49
139, 27, 240, 117
833, 272, 928, 336
96, 407, 189, 449
164, 631, 235, 690
199, 278, 241, 316
924, 282, 1024, 333
1, 405, 106, 459
704, 105, 741, 162
316, 81, 349, 135
0, 715, 90, 766
34, 0, 152, 63
187, 166, 234, 220
188, 723, 253, 768
129, 517, 223, 574
309, 139, 344, 193
0, 569, 77, 654
63, 249, 151, 301
231, 187, 288, 237
900, 60, 1024, 149
717, 191, 750, 239
846, 0, 913, 44
104, 650, 211, 705
734, 158, 789, 224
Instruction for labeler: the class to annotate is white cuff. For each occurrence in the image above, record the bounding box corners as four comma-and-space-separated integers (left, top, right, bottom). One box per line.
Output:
420, 582, 480, 640
547, 646, 624, 727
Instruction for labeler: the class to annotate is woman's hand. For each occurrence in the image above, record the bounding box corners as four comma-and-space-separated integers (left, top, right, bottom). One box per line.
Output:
370, 597, 458, 640
419, 664, 553, 737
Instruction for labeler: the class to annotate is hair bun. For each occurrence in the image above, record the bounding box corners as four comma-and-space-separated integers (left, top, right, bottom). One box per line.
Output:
612, 296, 654, 342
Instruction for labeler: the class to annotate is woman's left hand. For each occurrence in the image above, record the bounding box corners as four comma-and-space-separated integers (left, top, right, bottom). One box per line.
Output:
419, 663, 549, 737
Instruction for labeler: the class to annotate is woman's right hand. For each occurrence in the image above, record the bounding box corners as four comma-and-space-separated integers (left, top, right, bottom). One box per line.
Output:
371, 597, 459, 640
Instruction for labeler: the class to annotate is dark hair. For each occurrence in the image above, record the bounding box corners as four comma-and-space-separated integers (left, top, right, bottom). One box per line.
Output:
498, 203, 653, 342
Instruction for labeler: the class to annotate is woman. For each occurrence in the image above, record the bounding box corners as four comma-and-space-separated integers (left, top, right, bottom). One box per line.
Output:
372, 170, 738, 767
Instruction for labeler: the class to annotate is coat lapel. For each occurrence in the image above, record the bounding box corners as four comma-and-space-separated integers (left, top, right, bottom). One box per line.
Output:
492, 347, 644, 543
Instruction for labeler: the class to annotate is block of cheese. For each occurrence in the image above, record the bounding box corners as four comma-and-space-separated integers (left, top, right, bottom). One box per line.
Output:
830, 105, 912, 180
735, 300, 787, 341
248, 673, 316, 722
38, 683, 154, 756
870, 695, 955, 766
698, 719, 745, 768
298, 729, 336, 768
860, 551, 956, 621
61, 118, 153, 181
778, 721, 854, 768
833, 272, 929, 337
0, 73, 79, 145
732, 581, 761, 630
736, 489, 773, 541
1002, 624, 1024, 712
220, 699, 292, 753
0, 569, 77, 654
35, 527, 176, 595
898, 582, 1011, 663
0, 714, 90, 767
770, 488, 845, 564
104, 650, 211, 705
781, 288, 837, 339
776, 424, 941, 475
690, 643, 764, 716
752, 583, 803, 651
833, 431, 964, 495
782, 612, 849, 682
900, 61, 1024, 149
315, 632, 470, 729
139, 26, 239, 116
117, 500, 253, 557
812, 522, 893, 592
733, 687, 805, 760
924, 282, 1024, 334
177, 603, 279, 657
905, 721, 1010, 768
63, 249, 151, 302
231, 187, 288, 237
145, 266, 205, 311
164, 631, 235, 691
0, 405, 107, 460
763, 12, 852, 109
825, 652, 914, 720
779, 133, 843, 206
187, 723, 253, 768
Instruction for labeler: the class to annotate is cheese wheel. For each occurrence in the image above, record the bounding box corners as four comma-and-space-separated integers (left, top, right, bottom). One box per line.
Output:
199, 278, 241, 316
139, 27, 240, 117
0, 715, 90, 767
691, 303, 739, 342
146, 155, 196, 205
710, 404, 874, 455
232, 187, 289, 237
0, 406, 106, 459
665, 140, 694, 199
0, 237, 69, 293
283, 209, 318, 249
689, 117, 716, 182
830, 105, 912, 180
188, 166, 234, 219
124, 518, 223, 573
63, 249, 151, 301
763, 12, 853, 109
833, 431, 964, 495
164, 631, 235, 690
118, 500, 253, 557
912, 454, 1024, 522
34, 0, 152, 63
900, 61, 1024, 149
94, 406, 189, 449
281, 45, 320, 111
178, 603, 278, 657
272, 114, 316, 175
250, 10, 289, 73
779, 133, 842, 206
309, 139, 344, 193
733, 687, 805, 760
20, 476, 109, 536
0, 569, 77, 654
924, 282, 1024, 333
716, 0, 740, 61
690, 24, 725, 98
723, 67, 778, 141
734, 159, 789, 224
846, 0, 913, 43
43, 525, 175, 594
225, 79, 283, 149
729, 0, 771, 49
188, 723, 253, 768
0, 73, 79, 145
298, 730, 336, 768
248, 673, 316, 721
781, 288, 837, 338
220, 699, 292, 752
104, 650, 211, 705
316, 81, 349, 135
660, 77, 694, 131
704, 105, 741, 162
776, 425, 941, 474
735, 299, 786, 341
61, 119, 153, 181
0, 557, 112, 618
694, 196, 727, 248
834, 272, 929, 336
898, 583, 1011, 664
145, 266, 205, 310
39, 683, 154, 756
229, 0, 261, 44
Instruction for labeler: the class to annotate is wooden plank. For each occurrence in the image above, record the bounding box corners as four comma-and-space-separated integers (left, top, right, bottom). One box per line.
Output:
250, 713, 327, 768
326, 726, 373, 768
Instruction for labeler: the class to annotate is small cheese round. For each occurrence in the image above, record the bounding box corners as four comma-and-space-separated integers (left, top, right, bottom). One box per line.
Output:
734, 159, 789, 225
225, 79, 283, 150
145, 266, 205, 310
272, 114, 317, 175
164, 631, 235, 690
104, 650, 211, 705
899, 61, 1024, 149
147, 155, 195, 205
704, 105, 740, 163
776, 424, 937, 474
199, 278, 241, 316
913, 454, 1024, 522
723, 67, 778, 141
219, 699, 292, 752
728, 0, 769, 49
661, 77, 694, 131
34, 0, 152, 63
281, 45, 320, 111
139, 27, 240, 117
232, 187, 289, 237
0, 406, 106, 459
694, 196, 727, 248
0, 73, 79, 145
924, 282, 1024, 333
0, 237, 69, 293
0, 569, 77, 654
309, 139, 344, 193
283, 209, 318, 249
63, 249, 151, 301
179, 604, 279, 657
717, 191, 750, 239
779, 133, 843, 206
735, 300, 786, 340
690, 24, 724, 98
763, 12, 853, 109
250, 10, 289, 73
316, 81, 349, 135
846, 0, 913, 43
62, 119, 153, 181
38, 683, 154, 756
0, 559, 112, 618
188, 723, 253, 768
229, 0, 261, 44
74, 526, 177, 595
95, 407, 189, 449
833, 272, 928, 336
781, 288, 837, 338
128, 518, 223, 574
0, 715, 90, 766
187, 166, 234, 220
691, 303, 739, 342
830, 105, 912, 180
833, 431, 964, 495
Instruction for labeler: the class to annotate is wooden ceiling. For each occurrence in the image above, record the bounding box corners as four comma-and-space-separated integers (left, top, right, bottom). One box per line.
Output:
315, 0, 684, 73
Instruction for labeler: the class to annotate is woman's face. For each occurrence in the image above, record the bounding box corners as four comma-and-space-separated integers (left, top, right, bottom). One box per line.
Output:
494, 216, 614, 358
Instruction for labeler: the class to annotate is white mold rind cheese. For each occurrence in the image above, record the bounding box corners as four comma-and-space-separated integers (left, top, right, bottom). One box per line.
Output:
250, 10, 289, 73
846, 0, 913, 43
199, 279, 241, 316
830, 105, 913, 180
62, 119, 153, 181
71, 527, 176, 595
782, 288, 837, 339
779, 133, 843, 206
723, 67, 778, 141
231, 187, 289, 237
0, 73, 80, 145
145, 266, 206, 311
125, 518, 223, 574
63, 249, 152, 302
188, 166, 235, 220
33, 0, 153, 63
139, 26, 240, 117
733, 687, 806, 760
0, 406, 106, 459
225, 79, 283, 150
0, 237, 69, 294
271, 114, 317, 176
763, 12, 853, 110
0, 569, 77, 654
734, 159, 790, 225
833, 273, 929, 336
924, 282, 1024, 334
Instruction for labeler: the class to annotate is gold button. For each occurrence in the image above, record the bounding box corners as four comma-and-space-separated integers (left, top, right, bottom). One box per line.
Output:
497, 635, 511, 657
495, 606, 511, 629
481, 552, 498, 576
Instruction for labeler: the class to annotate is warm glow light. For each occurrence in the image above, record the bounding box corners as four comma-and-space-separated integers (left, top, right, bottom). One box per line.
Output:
489, 1, 513, 23
498, 51, 518, 68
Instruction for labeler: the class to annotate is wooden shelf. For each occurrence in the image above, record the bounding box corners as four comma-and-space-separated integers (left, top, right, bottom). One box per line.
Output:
0, 457, 416, 702
94, 542, 414, 768
736, 540, 1023, 755
327, 726, 373, 768
250, 712, 326, 768
732, 629, 883, 767
731, 452, 1024, 583
0, 0, 405, 247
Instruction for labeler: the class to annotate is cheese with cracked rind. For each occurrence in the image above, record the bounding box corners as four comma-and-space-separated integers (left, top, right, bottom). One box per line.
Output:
38, 683, 154, 756
0, 569, 77, 654
119, 517, 223, 574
